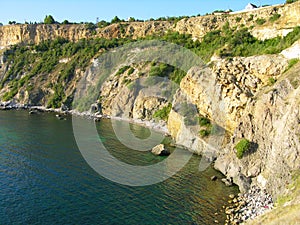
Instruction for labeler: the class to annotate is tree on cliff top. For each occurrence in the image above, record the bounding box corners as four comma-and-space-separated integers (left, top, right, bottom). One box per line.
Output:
111, 16, 121, 23
44, 15, 55, 24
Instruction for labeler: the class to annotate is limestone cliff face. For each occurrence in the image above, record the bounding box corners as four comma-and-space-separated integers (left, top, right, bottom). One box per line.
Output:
0, 2, 299, 49
0, 21, 174, 49
0, 24, 94, 48
215, 63, 300, 198
175, 1, 300, 40
97, 21, 174, 39
179, 55, 289, 132
167, 42, 300, 195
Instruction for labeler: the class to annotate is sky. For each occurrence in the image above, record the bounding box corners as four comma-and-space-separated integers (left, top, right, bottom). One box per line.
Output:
0, 0, 285, 25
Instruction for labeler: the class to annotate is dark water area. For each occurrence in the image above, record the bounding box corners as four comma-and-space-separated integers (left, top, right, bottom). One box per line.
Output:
0, 110, 238, 224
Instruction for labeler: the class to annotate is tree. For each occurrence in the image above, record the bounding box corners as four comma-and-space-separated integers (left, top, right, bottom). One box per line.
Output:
97, 20, 110, 28
8, 21, 16, 25
128, 17, 135, 22
111, 16, 121, 23
62, 20, 70, 24
44, 15, 55, 24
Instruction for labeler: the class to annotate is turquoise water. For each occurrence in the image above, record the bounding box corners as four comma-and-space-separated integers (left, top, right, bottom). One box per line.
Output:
0, 110, 238, 225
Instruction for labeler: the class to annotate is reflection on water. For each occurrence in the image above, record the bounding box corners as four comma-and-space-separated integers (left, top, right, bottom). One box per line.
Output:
0, 110, 238, 224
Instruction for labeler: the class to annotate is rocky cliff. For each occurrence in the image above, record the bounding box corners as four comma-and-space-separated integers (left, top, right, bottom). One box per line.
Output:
0, 21, 174, 49
1, 2, 299, 49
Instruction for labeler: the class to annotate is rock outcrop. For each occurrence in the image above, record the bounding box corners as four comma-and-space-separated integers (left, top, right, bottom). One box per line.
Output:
215, 62, 300, 198
0, 21, 174, 49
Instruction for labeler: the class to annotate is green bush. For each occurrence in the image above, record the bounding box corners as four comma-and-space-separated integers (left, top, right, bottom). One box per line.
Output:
256, 18, 266, 25
285, 58, 299, 72
111, 16, 121, 24
153, 103, 172, 121
235, 138, 250, 159
44, 15, 55, 24
269, 13, 281, 22
268, 77, 277, 85
199, 129, 210, 137
286, 0, 298, 3
248, 14, 254, 21
235, 17, 242, 22
127, 67, 135, 75
199, 116, 210, 126
148, 63, 186, 84
116, 66, 130, 76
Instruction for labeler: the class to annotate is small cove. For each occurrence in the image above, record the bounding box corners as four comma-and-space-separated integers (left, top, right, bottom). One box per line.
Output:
0, 110, 238, 224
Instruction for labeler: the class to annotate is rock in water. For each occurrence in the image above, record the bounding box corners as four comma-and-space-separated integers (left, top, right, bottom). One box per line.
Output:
56, 114, 65, 120
211, 176, 218, 181
151, 144, 170, 156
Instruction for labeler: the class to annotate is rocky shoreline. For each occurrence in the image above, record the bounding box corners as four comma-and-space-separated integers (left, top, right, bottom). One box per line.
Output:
223, 186, 274, 224
0, 101, 170, 134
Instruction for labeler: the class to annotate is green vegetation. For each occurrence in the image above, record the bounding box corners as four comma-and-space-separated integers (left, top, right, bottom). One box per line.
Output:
248, 14, 254, 21
202, 26, 300, 59
127, 67, 135, 75
235, 17, 242, 22
269, 77, 277, 86
115, 66, 131, 76
256, 18, 266, 25
269, 13, 281, 22
277, 171, 300, 206
199, 129, 210, 137
268, 77, 277, 85
1, 23, 300, 107
97, 20, 110, 28
62, 20, 70, 25
285, 58, 299, 72
235, 138, 250, 159
111, 16, 122, 24
149, 62, 186, 84
153, 103, 172, 121
286, 0, 298, 3
199, 116, 210, 126
1, 37, 134, 106
198, 116, 213, 137
44, 15, 55, 24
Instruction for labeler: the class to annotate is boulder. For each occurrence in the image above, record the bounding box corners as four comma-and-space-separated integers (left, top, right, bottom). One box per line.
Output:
211, 176, 218, 181
151, 144, 170, 156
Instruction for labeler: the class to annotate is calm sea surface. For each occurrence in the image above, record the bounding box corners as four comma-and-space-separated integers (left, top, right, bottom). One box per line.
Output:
0, 110, 238, 225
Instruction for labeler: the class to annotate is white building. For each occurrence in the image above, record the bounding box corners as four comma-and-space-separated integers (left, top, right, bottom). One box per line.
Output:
245, 3, 258, 10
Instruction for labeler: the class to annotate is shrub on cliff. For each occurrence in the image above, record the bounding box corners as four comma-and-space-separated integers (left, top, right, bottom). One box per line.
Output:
256, 18, 266, 25
153, 103, 172, 121
235, 138, 250, 159
269, 13, 281, 22
286, 0, 298, 3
